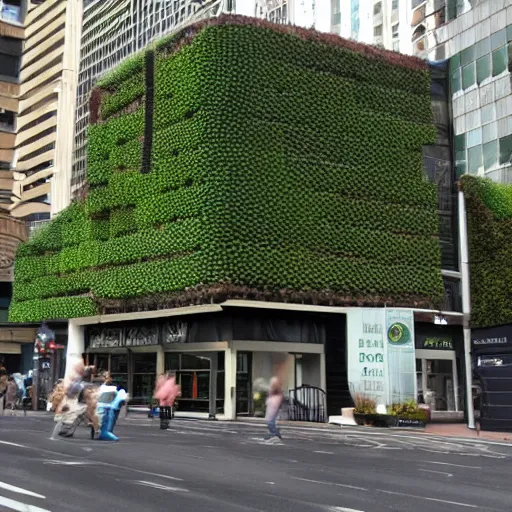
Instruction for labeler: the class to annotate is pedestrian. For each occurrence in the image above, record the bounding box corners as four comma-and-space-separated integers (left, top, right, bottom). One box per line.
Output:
154, 373, 181, 430
5, 377, 18, 414
264, 376, 284, 443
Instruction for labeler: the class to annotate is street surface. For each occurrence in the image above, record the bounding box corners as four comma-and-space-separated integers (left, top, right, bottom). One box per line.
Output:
1, 415, 512, 512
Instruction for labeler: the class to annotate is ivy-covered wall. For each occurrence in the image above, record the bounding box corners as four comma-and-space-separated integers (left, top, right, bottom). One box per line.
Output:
9, 17, 443, 323
460, 175, 512, 328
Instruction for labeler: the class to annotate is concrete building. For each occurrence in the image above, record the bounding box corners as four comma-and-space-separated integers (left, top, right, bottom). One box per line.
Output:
432, 0, 512, 183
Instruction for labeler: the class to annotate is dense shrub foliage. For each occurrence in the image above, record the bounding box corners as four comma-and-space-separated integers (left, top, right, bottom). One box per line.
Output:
9, 17, 443, 322
461, 175, 512, 328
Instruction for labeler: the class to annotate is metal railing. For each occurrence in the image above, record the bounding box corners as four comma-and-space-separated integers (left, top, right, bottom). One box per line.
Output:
288, 385, 327, 423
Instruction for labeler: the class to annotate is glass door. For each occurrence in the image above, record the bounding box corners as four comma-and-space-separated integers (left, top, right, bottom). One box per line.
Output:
132, 353, 156, 406
236, 352, 252, 416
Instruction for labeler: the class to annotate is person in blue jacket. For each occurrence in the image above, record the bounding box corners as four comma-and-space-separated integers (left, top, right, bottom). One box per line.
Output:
96, 384, 128, 441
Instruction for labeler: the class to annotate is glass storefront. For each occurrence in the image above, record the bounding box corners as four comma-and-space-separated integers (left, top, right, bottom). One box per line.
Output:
165, 352, 225, 414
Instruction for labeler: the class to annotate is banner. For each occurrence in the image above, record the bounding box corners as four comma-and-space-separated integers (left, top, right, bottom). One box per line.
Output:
346, 308, 387, 407
385, 309, 416, 405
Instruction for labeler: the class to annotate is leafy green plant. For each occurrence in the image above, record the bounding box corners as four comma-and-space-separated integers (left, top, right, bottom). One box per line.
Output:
388, 399, 429, 422
354, 394, 377, 415
9, 19, 443, 322
461, 175, 512, 327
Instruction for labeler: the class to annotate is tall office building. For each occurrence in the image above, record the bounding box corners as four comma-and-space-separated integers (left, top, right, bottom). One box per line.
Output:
432, 0, 512, 182
72, 0, 240, 196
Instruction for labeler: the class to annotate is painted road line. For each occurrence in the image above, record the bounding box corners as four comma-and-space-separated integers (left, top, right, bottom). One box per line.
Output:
44, 460, 95, 466
0, 496, 50, 512
291, 477, 367, 492
328, 508, 365, 512
426, 461, 482, 469
314, 451, 335, 455
418, 469, 453, 477
0, 440, 26, 449
0, 481, 45, 499
377, 489, 478, 508
134, 480, 189, 493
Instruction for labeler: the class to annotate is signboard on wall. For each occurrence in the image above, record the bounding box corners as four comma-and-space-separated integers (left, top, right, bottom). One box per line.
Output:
346, 308, 387, 407
386, 309, 416, 405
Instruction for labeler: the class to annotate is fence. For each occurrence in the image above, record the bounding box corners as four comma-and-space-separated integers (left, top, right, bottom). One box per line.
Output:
287, 385, 327, 423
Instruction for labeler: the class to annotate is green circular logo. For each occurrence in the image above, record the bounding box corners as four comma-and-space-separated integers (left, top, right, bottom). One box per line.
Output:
388, 322, 411, 345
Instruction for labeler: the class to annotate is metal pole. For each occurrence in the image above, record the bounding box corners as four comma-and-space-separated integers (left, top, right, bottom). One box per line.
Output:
32, 343, 39, 411
458, 190, 475, 429
209, 352, 217, 420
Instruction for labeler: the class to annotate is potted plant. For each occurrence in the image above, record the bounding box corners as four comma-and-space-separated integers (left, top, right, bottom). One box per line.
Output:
388, 399, 429, 428
353, 394, 378, 426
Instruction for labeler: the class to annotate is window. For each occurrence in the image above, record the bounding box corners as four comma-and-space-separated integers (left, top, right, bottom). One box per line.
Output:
1, 0, 22, 23
499, 135, 512, 165
0, 109, 15, 132
392, 23, 399, 39
392, 0, 399, 9
468, 145, 482, 174
0, 53, 19, 79
393, 40, 400, 52
462, 63, 475, 89
374, 24, 383, 37
331, 0, 341, 26
451, 69, 461, 93
460, 45, 474, 67
476, 54, 491, 84
373, 2, 381, 15
491, 29, 507, 52
492, 46, 507, 76
483, 140, 498, 171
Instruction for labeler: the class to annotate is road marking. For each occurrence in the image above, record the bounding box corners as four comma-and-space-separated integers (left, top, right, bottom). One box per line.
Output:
314, 451, 335, 455
265, 482, 275, 485
328, 508, 365, 512
135, 480, 189, 493
426, 461, 482, 469
418, 469, 453, 477
377, 489, 478, 508
0, 440, 26, 449
0, 481, 45, 499
0, 496, 50, 512
44, 460, 95, 466
291, 477, 367, 492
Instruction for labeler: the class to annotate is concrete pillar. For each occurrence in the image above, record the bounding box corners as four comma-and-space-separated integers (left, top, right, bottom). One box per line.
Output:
224, 348, 237, 420
156, 346, 165, 376
320, 352, 327, 392
65, 320, 84, 377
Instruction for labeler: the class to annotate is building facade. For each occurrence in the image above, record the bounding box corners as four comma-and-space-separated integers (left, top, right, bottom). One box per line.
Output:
432, 0, 512, 183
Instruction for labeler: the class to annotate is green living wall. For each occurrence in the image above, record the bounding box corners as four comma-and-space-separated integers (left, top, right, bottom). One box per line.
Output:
461, 175, 512, 328
9, 16, 443, 323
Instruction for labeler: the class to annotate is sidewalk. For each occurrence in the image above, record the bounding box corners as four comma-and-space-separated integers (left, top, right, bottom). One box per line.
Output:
425, 422, 512, 443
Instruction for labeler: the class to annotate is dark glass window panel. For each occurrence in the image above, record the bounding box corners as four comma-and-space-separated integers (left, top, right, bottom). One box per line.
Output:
133, 353, 156, 373
196, 372, 210, 399
0, 53, 20, 78
449, 53, 460, 74
132, 374, 156, 404
455, 150, 466, 177
483, 140, 498, 170
95, 354, 109, 373
451, 69, 461, 93
110, 354, 127, 373
492, 46, 507, 76
460, 45, 475, 66
111, 375, 128, 392
475, 37, 490, 59
468, 145, 482, 174
454, 133, 465, 151
507, 25, 512, 43
462, 63, 475, 89
476, 54, 491, 84
165, 353, 179, 371
217, 351, 225, 371
217, 371, 225, 399
508, 43, 512, 72
499, 135, 512, 165
180, 353, 211, 370
491, 29, 507, 51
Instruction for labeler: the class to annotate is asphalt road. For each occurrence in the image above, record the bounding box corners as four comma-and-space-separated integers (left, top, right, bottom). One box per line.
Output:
1, 415, 512, 512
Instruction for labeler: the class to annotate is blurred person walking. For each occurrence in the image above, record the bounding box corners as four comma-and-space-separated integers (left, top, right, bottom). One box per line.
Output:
154, 373, 181, 430
264, 376, 284, 443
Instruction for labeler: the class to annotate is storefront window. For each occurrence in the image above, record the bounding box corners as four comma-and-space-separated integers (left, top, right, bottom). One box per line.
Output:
164, 352, 224, 413
132, 353, 156, 405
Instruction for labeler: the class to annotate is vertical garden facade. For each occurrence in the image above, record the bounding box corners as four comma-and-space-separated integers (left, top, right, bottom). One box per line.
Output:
9, 17, 457, 419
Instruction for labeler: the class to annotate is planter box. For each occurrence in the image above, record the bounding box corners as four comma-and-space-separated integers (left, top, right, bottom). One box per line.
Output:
354, 413, 398, 428
396, 417, 426, 429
